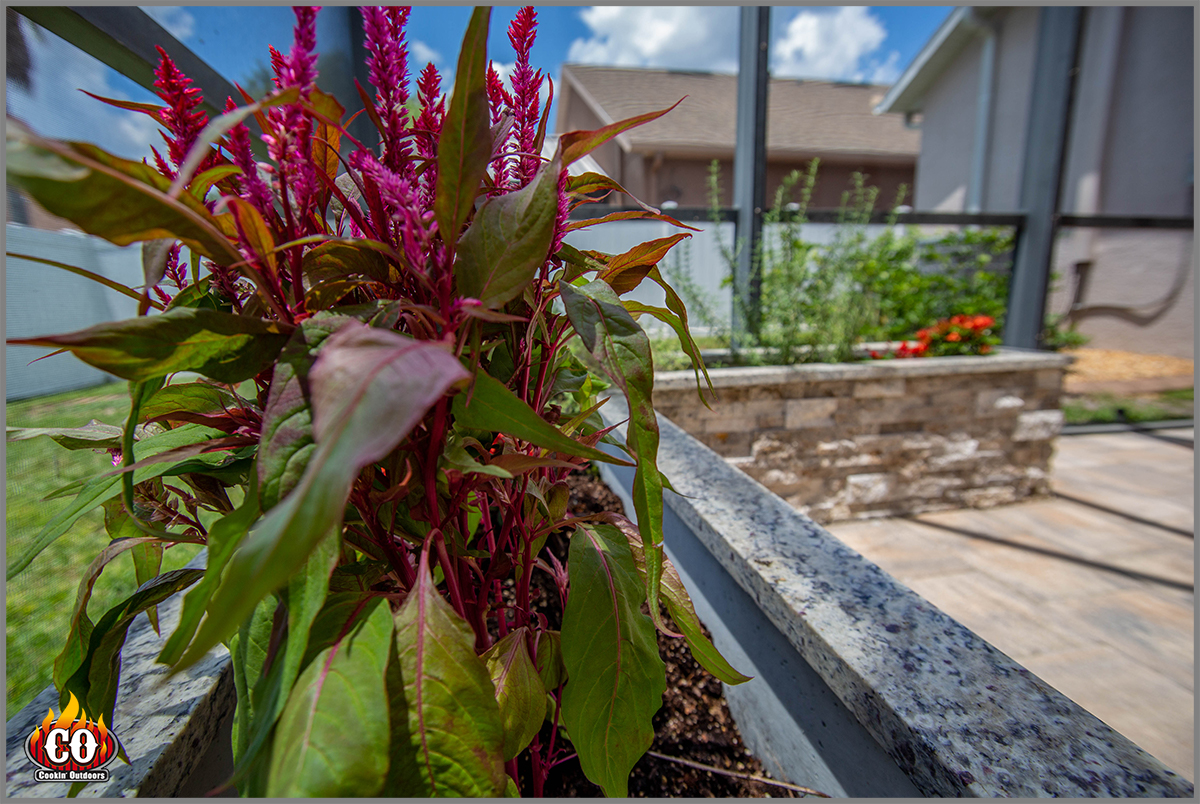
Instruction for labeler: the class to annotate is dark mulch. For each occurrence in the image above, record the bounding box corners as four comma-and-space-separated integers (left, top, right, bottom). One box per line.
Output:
534, 469, 804, 798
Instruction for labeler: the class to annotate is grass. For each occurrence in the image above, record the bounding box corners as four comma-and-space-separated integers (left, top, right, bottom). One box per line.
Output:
1062, 387, 1194, 425
6, 382, 202, 716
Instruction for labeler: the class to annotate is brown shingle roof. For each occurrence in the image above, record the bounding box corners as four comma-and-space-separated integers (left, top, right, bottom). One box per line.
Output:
561, 64, 920, 161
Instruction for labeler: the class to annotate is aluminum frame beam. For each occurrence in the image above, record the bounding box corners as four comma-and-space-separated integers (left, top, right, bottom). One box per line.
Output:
732, 6, 771, 345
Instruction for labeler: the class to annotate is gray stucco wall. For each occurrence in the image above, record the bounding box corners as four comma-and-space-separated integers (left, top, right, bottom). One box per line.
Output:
912, 34, 979, 212
912, 7, 1194, 359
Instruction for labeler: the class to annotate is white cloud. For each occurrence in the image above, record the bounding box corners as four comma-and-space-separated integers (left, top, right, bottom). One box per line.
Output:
8, 15, 163, 163
409, 40, 441, 69
138, 6, 196, 42
772, 7, 900, 84
567, 7, 739, 73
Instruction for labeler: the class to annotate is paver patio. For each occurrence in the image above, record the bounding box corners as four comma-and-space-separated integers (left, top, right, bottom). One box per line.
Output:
827, 427, 1195, 781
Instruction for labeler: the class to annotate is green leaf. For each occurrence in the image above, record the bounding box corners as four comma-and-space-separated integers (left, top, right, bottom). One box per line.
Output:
267, 598, 392, 797
558, 99, 683, 168
8, 308, 292, 383
444, 438, 513, 479
6, 423, 226, 580
622, 299, 714, 408
560, 523, 665, 797
481, 627, 547, 760
559, 279, 668, 629
6, 419, 127, 450
189, 164, 243, 202
301, 239, 395, 285
140, 381, 242, 424
452, 370, 629, 466
602, 513, 751, 685
386, 549, 507, 796
256, 316, 351, 510
435, 7, 493, 243
6, 123, 241, 263
534, 629, 566, 691
62, 568, 204, 727
177, 324, 467, 670
646, 264, 714, 405
158, 484, 261, 665
142, 238, 175, 293
599, 233, 691, 295
53, 534, 163, 690
299, 591, 378, 669
230, 596, 277, 764
455, 154, 559, 308
275, 530, 341, 730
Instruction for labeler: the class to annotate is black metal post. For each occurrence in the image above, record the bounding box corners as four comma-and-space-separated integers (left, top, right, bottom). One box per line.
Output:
732, 6, 770, 346
1004, 6, 1083, 350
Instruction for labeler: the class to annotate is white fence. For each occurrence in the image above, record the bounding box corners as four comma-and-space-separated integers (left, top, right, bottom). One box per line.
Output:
5, 224, 146, 400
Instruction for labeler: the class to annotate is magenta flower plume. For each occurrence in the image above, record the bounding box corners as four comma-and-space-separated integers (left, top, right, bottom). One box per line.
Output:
152, 46, 209, 175
264, 7, 322, 217
223, 97, 274, 217
413, 62, 445, 208
507, 7, 544, 187
486, 63, 513, 189
362, 6, 413, 173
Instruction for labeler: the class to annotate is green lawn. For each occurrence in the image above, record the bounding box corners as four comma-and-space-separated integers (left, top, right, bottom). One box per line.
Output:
6, 383, 202, 716
1062, 387, 1194, 425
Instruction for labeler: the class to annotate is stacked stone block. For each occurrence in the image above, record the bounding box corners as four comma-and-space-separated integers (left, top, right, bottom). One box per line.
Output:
654, 354, 1071, 524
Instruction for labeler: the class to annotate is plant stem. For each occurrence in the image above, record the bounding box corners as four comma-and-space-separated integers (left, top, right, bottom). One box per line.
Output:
644, 750, 830, 797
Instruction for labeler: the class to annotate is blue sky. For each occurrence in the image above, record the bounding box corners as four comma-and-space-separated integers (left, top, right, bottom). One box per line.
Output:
9, 6, 951, 161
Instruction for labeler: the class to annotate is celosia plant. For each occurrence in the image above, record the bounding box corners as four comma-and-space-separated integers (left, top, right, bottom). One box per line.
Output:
6, 7, 744, 797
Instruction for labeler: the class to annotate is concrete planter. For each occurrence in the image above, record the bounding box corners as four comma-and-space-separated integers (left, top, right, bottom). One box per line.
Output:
597, 396, 1193, 797
654, 349, 1072, 523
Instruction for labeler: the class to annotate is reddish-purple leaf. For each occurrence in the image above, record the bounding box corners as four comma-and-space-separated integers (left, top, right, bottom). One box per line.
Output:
557, 98, 684, 169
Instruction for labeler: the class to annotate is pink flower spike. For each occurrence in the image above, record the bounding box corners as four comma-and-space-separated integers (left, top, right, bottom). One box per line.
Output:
362, 6, 413, 172
152, 46, 209, 173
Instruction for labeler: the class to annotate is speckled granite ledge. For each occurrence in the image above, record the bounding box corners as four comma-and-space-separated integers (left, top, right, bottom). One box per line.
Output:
6, 553, 234, 798
603, 396, 1193, 797
656, 349, 1072, 391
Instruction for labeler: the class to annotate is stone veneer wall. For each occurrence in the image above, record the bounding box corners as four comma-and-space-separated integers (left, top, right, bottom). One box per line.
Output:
654, 351, 1072, 524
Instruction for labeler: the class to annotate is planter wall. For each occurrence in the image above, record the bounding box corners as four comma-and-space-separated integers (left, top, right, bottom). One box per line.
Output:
598, 398, 1193, 797
654, 350, 1072, 523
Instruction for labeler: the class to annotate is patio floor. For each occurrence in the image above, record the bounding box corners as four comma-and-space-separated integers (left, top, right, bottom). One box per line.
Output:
826, 427, 1195, 782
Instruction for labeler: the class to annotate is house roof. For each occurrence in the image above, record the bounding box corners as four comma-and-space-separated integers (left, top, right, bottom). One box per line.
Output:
560, 64, 920, 163
874, 7, 998, 115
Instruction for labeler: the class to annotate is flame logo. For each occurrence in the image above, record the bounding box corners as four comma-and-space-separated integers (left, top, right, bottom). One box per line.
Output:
24, 692, 120, 780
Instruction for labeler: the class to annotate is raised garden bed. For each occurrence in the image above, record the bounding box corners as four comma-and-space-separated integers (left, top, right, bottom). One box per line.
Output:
654, 349, 1072, 524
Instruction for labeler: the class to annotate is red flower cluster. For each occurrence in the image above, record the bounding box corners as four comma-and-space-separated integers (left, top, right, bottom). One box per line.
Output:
870, 314, 998, 359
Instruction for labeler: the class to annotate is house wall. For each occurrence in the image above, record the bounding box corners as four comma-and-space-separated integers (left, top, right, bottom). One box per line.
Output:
912, 33, 980, 211
914, 7, 1194, 359
982, 7, 1039, 211
1052, 6, 1195, 359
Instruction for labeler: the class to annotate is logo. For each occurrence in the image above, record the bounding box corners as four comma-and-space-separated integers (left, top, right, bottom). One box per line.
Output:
24, 692, 121, 783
